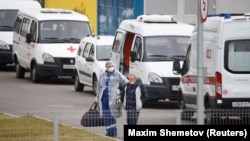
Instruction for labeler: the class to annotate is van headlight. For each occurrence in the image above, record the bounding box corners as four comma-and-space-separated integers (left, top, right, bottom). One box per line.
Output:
42, 53, 55, 63
148, 72, 163, 83
0, 40, 10, 50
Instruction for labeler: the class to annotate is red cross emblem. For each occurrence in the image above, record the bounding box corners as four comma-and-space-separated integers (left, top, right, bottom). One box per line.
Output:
67, 46, 76, 53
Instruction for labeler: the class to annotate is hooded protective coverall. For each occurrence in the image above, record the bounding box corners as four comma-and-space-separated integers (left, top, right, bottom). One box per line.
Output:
96, 67, 128, 137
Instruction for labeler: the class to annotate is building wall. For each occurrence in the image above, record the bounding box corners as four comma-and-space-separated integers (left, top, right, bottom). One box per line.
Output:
216, 0, 250, 13
98, 0, 143, 35
144, 0, 215, 25
44, 0, 143, 35
42, 0, 250, 35
144, 0, 250, 25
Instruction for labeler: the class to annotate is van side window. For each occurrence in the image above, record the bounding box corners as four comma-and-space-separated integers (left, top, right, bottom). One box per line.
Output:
132, 37, 142, 60
225, 40, 250, 73
20, 18, 30, 37
30, 21, 37, 42
89, 44, 95, 58
14, 14, 23, 33
83, 43, 92, 58
112, 32, 123, 53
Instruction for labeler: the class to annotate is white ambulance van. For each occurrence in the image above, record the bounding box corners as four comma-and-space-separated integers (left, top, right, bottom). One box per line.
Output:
110, 14, 194, 102
0, 0, 41, 66
13, 8, 92, 83
173, 13, 250, 123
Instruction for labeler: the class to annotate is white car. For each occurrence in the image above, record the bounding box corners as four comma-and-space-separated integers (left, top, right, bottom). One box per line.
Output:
74, 35, 114, 95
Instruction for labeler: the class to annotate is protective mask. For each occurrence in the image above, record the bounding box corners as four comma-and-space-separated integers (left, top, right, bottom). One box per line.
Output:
129, 81, 135, 85
107, 67, 114, 72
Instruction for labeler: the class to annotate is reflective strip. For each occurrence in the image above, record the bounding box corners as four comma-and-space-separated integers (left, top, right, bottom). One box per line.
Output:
105, 123, 117, 129
181, 75, 216, 85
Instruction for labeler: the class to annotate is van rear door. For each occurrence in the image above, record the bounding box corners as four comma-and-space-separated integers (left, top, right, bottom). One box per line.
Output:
221, 22, 250, 102
110, 30, 126, 72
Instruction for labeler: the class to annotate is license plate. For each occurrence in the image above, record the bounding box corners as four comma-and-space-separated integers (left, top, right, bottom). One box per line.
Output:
232, 102, 250, 107
63, 64, 75, 69
172, 85, 179, 91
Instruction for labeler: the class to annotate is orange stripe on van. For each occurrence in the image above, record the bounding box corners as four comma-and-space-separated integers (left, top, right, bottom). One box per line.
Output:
181, 75, 216, 85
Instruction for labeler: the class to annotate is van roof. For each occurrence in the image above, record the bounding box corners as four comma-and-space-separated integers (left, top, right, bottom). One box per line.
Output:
18, 8, 89, 21
118, 15, 194, 36
0, 0, 42, 9
82, 35, 115, 46
198, 14, 250, 32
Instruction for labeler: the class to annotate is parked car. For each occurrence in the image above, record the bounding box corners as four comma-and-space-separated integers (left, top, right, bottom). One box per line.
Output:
74, 35, 115, 95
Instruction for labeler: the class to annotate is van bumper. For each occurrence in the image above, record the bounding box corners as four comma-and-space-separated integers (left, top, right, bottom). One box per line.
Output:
35, 58, 75, 77
36, 64, 74, 77
0, 50, 13, 65
205, 97, 250, 119
146, 77, 179, 101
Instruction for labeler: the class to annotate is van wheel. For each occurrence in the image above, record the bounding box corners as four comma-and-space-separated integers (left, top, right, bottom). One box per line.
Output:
93, 76, 98, 96
74, 73, 84, 91
178, 92, 185, 109
178, 92, 194, 120
180, 100, 194, 120
16, 62, 25, 78
31, 65, 40, 83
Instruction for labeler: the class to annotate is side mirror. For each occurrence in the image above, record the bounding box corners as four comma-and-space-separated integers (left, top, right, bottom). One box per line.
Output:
173, 60, 181, 75
26, 33, 33, 44
130, 51, 136, 62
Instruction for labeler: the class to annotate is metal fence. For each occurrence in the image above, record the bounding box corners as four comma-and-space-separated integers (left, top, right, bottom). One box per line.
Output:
0, 109, 249, 141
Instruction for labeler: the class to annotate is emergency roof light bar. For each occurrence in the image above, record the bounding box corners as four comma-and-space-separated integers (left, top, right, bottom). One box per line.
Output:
86, 34, 100, 39
137, 14, 177, 23
245, 13, 250, 16
41, 9, 72, 14
208, 13, 250, 19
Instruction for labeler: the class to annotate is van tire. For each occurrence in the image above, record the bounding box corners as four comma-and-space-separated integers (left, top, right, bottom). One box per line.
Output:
74, 73, 84, 92
180, 102, 194, 120
16, 63, 25, 78
31, 65, 40, 83
178, 92, 194, 120
178, 92, 185, 109
93, 76, 98, 96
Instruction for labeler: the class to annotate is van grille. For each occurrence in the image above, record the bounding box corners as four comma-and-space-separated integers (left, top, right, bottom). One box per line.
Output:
59, 58, 75, 65
162, 77, 180, 87
163, 77, 180, 97
54, 58, 75, 74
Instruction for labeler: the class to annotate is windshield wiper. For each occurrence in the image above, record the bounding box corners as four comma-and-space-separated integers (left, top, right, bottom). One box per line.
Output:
63, 38, 80, 43
41, 37, 65, 43
148, 55, 169, 57
0, 25, 13, 28
64, 37, 79, 40
172, 55, 185, 58
43, 37, 61, 40
98, 58, 109, 61
0, 26, 13, 30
